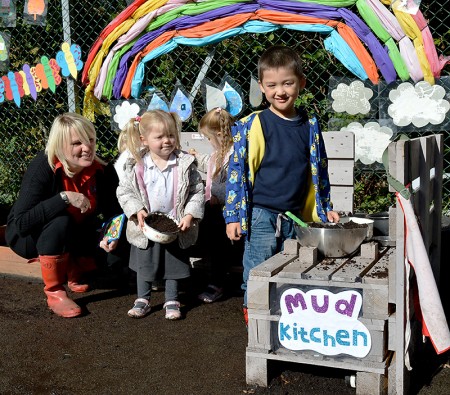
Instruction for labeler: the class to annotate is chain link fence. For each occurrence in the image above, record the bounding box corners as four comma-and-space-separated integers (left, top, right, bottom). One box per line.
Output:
0, 1, 449, 215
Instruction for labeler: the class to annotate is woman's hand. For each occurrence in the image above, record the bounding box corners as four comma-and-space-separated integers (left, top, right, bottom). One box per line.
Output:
64, 191, 91, 213
99, 236, 118, 252
178, 214, 193, 231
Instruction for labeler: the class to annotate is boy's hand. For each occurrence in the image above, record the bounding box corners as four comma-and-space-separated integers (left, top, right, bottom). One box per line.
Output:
226, 223, 242, 241
327, 210, 340, 223
179, 214, 194, 231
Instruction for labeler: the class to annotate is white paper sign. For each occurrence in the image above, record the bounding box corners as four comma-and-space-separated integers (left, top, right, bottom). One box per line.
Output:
279, 288, 372, 358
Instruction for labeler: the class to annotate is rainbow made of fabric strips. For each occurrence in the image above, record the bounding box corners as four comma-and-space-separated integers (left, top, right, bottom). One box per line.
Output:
81, 0, 450, 119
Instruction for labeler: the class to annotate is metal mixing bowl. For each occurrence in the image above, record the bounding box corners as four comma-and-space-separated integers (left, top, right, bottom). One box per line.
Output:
294, 223, 368, 258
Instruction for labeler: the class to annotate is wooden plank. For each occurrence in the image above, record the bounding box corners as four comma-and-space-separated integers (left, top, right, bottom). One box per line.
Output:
363, 284, 389, 319
392, 138, 407, 395
388, 313, 396, 351
278, 259, 319, 279
330, 256, 376, 283
246, 353, 269, 386
329, 185, 354, 213
246, 348, 387, 374
303, 256, 351, 281
356, 371, 387, 395
249, 252, 298, 278
328, 159, 354, 185
247, 279, 271, 310
322, 132, 355, 159
363, 249, 393, 285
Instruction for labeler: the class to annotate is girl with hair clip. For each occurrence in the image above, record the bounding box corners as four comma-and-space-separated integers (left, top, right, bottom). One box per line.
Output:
117, 110, 204, 320
190, 107, 244, 304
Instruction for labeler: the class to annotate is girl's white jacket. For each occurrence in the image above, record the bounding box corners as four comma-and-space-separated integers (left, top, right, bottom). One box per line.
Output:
116, 149, 204, 249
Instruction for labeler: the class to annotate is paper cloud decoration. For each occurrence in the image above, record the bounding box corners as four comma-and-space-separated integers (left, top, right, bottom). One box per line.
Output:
341, 121, 393, 165
388, 81, 450, 127
331, 80, 374, 115
113, 100, 141, 130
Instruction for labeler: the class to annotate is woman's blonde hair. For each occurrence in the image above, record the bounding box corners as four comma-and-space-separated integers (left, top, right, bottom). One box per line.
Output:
121, 110, 182, 163
199, 107, 234, 178
45, 112, 105, 178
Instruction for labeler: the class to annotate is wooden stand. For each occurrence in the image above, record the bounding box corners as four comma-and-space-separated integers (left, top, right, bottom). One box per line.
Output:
246, 134, 444, 395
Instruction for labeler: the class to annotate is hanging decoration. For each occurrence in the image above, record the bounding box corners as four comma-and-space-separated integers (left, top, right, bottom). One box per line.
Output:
56, 42, 83, 80
147, 90, 170, 112
0, 42, 82, 107
23, 0, 47, 26
392, 0, 421, 15
387, 80, 450, 128
169, 81, 192, 122
330, 80, 374, 115
0, 0, 16, 27
110, 99, 145, 131
202, 78, 226, 112
0, 31, 10, 72
79, 0, 450, 137
340, 121, 394, 165
249, 75, 263, 109
220, 74, 243, 117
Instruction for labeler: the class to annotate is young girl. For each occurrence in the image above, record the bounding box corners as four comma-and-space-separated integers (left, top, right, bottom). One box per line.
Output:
117, 110, 204, 319
190, 107, 243, 303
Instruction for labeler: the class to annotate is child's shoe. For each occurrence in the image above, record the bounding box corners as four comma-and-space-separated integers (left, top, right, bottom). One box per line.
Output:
164, 301, 181, 320
127, 298, 151, 318
198, 284, 223, 303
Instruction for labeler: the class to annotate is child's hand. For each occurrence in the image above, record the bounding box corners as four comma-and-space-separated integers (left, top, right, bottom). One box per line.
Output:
178, 214, 194, 231
327, 210, 340, 223
99, 236, 118, 252
226, 222, 242, 241
137, 209, 148, 228
188, 148, 197, 156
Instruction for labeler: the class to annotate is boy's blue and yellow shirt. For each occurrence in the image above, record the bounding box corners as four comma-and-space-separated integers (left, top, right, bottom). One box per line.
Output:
224, 111, 332, 235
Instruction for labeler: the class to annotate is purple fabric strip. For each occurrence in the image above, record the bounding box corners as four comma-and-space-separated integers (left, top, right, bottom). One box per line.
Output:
113, 3, 259, 98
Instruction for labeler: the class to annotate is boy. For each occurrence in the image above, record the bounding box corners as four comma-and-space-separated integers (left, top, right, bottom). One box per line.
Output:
224, 46, 340, 325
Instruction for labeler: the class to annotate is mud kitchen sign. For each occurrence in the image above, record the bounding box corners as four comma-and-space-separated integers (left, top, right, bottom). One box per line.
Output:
278, 288, 371, 358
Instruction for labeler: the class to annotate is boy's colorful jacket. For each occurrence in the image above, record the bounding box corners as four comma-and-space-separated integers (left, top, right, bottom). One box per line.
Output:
224, 111, 333, 235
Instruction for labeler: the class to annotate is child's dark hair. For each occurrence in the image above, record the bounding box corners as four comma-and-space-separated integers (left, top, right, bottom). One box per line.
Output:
118, 110, 181, 163
199, 107, 234, 178
258, 45, 304, 81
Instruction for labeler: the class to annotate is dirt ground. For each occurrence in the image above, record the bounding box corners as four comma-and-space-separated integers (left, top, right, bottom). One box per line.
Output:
0, 267, 450, 395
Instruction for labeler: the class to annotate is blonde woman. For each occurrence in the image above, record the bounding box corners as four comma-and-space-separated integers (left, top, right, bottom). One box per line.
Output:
6, 113, 124, 318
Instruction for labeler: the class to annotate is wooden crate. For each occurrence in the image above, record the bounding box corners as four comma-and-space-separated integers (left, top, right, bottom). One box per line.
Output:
246, 239, 392, 392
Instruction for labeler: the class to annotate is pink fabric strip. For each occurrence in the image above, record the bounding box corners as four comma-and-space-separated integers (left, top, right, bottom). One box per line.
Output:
366, 0, 423, 81
412, 10, 450, 78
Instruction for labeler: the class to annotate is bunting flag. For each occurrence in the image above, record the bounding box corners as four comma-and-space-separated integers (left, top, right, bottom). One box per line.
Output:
81, 0, 448, 118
